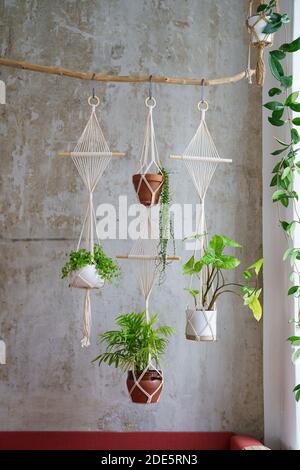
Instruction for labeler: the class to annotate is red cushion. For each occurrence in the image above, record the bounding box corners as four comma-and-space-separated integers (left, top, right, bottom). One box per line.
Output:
230, 435, 266, 450
0, 432, 234, 450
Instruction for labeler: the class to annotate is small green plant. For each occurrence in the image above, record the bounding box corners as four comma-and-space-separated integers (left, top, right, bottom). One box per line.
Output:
182, 234, 263, 321
61, 244, 120, 283
256, 1, 289, 34
158, 167, 175, 284
92, 312, 174, 372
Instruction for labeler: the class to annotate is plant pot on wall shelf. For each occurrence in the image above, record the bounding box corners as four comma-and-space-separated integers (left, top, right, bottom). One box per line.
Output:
247, 15, 273, 45
127, 370, 163, 404
69, 265, 104, 289
185, 308, 217, 342
132, 173, 164, 206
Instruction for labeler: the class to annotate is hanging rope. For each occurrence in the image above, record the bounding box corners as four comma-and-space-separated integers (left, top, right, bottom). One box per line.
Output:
64, 95, 112, 347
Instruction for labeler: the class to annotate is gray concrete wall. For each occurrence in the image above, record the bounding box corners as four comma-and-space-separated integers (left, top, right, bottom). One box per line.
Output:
0, 0, 263, 436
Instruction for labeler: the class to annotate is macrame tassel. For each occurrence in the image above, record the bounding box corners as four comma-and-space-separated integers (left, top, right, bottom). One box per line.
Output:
256, 43, 265, 87
81, 289, 91, 347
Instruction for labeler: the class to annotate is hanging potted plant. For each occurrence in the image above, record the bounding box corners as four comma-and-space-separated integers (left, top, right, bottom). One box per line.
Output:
133, 172, 164, 206
182, 234, 263, 342
61, 244, 120, 289
93, 312, 174, 404
247, 1, 289, 45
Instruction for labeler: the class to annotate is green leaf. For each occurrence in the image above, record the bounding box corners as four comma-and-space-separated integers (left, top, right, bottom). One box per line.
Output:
281, 167, 291, 180
182, 256, 195, 275
268, 54, 284, 81
269, 87, 282, 97
184, 288, 199, 300
215, 255, 240, 270
292, 348, 300, 364
243, 270, 251, 280
292, 117, 300, 126
275, 137, 289, 146
270, 49, 286, 60
270, 174, 278, 187
257, 3, 267, 12
296, 389, 300, 402
272, 189, 286, 201
283, 247, 294, 260
291, 128, 300, 144
285, 91, 299, 106
271, 148, 288, 156
288, 286, 300, 295
280, 36, 300, 53
272, 109, 284, 120
268, 117, 285, 126
248, 258, 264, 275
247, 295, 262, 321
293, 383, 300, 391
288, 336, 300, 346
290, 102, 300, 112
280, 75, 293, 89
263, 22, 282, 34
264, 101, 284, 111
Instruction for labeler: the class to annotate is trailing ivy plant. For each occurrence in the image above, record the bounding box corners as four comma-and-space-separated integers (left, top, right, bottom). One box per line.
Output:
158, 167, 175, 284
61, 244, 120, 283
182, 234, 263, 320
256, 1, 289, 34
264, 24, 300, 400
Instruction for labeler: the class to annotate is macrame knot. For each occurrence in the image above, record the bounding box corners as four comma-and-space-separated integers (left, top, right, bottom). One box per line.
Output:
256, 43, 266, 87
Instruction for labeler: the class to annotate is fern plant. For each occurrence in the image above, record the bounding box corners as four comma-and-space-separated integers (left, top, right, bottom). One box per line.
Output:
92, 312, 174, 373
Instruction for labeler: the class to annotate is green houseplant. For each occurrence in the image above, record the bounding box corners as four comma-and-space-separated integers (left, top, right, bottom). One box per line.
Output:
158, 166, 175, 284
93, 312, 174, 404
182, 234, 263, 341
262, 5, 300, 399
61, 244, 120, 289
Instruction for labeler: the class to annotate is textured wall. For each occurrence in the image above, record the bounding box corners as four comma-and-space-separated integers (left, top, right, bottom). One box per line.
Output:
0, 0, 263, 436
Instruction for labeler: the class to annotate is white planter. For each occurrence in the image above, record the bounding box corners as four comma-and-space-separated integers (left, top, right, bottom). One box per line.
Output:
69, 264, 104, 289
185, 308, 217, 342
248, 15, 273, 45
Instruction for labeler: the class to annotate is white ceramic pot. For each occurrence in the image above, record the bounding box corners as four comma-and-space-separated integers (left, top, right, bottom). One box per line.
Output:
69, 264, 104, 289
248, 15, 273, 44
185, 308, 217, 342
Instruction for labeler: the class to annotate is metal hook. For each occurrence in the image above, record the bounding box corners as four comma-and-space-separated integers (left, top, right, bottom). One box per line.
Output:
200, 78, 206, 103
149, 74, 153, 100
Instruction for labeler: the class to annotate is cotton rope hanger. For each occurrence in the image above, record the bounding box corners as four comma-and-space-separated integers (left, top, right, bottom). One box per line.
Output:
117, 84, 179, 403
170, 82, 232, 341
60, 91, 125, 347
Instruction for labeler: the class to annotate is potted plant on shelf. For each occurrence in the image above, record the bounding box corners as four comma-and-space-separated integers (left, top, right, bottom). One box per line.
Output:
182, 234, 263, 342
61, 244, 120, 289
93, 312, 174, 404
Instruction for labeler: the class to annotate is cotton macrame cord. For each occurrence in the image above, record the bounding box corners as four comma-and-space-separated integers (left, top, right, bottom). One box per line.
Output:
170, 98, 231, 341
127, 97, 163, 402
69, 95, 112, 347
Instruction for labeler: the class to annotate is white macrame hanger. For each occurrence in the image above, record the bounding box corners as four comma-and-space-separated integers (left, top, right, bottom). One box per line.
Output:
170, 83, 232, 315
60, 92, 125, 348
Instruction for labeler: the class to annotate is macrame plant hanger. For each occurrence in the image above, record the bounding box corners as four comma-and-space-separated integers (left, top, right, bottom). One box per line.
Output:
170, 83, 232, 341
246, 0, 279, 86
117, 91, 179, 403
59, 92, 125, 347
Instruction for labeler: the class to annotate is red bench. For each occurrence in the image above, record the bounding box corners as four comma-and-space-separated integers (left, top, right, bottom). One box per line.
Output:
0, 432, 267, 450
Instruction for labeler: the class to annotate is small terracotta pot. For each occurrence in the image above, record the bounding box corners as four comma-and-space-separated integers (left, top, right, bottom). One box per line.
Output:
126, 370, 163, 404
132, 174, 164, 206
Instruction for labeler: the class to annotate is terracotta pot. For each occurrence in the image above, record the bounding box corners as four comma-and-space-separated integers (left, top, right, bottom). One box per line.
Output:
185, 308, 217, 342
132, 173, 164, 206
126, 370, 163, 404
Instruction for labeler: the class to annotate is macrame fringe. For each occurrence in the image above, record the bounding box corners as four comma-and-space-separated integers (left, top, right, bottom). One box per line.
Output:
256, 43, 266, 87
81, 289, 91, 347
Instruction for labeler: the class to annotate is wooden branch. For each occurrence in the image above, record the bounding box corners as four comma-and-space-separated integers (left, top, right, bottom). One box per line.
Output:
0, 57, 255, 87
170, 155, 232, 163
117, 255, 181, 261
58, 151, 126, 157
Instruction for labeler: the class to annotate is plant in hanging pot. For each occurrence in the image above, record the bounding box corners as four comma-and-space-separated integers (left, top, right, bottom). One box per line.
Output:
247, 1, 289, 45
132, 171, 164, 206
61, 244, 120, 289
182, 234, 263, 342
93, 312, 174, 404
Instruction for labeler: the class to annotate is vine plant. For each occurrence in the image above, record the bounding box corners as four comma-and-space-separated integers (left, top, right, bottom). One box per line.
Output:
264, 17, 300, 400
